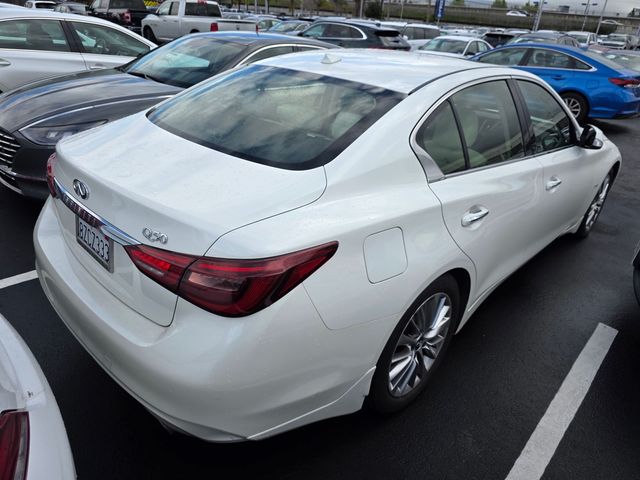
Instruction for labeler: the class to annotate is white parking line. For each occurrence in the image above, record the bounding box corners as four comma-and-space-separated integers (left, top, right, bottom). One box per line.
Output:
0, 270, 38, 290
505, 322, 617, 480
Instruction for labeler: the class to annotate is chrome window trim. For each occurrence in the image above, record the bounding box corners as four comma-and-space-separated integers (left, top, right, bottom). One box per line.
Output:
523, 46, 596, 72
236, 44, 301, 65
410, 74, 580, 183
54, 178, 140, 246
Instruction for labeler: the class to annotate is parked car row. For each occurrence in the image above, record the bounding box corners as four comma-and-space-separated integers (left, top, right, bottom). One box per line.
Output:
0, 11, 632, 478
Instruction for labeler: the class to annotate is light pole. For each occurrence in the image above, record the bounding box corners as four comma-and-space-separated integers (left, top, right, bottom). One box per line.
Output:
581, 0, 598, 31
532, 0, 546, 31
594, 0, 608, 36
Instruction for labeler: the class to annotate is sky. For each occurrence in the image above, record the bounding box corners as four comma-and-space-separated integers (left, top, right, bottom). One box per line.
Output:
463, 0, 639, 15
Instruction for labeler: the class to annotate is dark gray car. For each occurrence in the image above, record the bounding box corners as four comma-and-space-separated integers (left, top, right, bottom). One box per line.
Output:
0, 32, 334, 198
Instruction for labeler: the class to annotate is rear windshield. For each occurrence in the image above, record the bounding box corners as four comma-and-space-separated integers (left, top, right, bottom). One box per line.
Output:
35, 2, 55, 7
599, 52, 640, 72
147, 65, 404, 170
421, 38, 467, 54
184, 2, 221, 16
110, 0, 145, 8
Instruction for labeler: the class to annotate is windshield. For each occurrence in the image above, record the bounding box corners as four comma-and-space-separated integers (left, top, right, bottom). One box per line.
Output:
421, 38, 467, 54
608, 34, 626, 40
124, 36, 246, 88
147, 65, 404, 170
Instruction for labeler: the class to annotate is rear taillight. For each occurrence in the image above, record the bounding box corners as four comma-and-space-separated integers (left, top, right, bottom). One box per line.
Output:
609, 77, 640, 88
121, 9, 132, 23
125, 242, 338, 317
0, 411, 29, 480
46, 153, 57, 198
210, 22, 218, 32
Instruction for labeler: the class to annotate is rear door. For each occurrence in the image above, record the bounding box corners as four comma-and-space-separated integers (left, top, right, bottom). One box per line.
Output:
515, 79, 596, 240
0, 18, 86, 91
419, 79, 546, 301
67, 20, 152, 70
520, 47, 575, 90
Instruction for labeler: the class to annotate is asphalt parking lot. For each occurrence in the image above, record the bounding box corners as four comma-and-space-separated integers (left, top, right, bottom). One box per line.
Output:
1, 118, 639, 480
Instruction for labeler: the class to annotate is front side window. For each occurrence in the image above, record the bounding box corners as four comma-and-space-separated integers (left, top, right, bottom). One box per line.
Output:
465, 41, 478, 55
148, 65, 404, 170
71, 22, 150, 56
477, 41, 488, 52
416, 102, 466, 175
449, 81, 523, 168
168, 2, 179, 14
517, 80, 573, 153
156, 1, 170, 14
0, 19, 70, 52
301, 24, 325, 38
476, 47, 527, 65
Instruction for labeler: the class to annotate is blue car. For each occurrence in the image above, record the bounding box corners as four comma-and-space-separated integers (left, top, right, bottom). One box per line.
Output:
472, 43, 640, 123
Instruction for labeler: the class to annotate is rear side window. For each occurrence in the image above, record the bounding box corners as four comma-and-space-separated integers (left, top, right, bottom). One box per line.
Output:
0, 19, 70, 52
517, 80, 573, 153
417, 102, 466, 175
525, 49, 584, 69
148, 65, 404, 170
71, 21, 150, 56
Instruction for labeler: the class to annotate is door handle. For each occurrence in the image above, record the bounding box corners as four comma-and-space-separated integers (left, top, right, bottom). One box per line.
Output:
0, 58, 11, 67
546, 176, 563, 191
461, 205, 489, 227
89, 64, 106, 70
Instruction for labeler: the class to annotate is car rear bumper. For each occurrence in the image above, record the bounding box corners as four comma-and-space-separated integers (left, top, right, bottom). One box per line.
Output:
0, 315, 76, 480
34, 198, 378, 441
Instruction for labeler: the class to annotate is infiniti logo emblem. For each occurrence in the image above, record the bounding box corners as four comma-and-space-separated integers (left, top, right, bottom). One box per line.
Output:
142, 228, 168, 244
72, 179, 89, 200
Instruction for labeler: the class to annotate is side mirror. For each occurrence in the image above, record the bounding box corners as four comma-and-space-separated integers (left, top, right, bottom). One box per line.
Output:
578, 125, 603, 149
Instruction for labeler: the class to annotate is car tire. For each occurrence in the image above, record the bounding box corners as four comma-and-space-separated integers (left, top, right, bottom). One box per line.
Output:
367, 274, 461, 414
561, 92, 588, 124
575, 172, 611, 239
143, 26, 158, 43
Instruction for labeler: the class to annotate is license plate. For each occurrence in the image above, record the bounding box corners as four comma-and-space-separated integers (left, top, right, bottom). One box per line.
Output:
76, 216, 113, 272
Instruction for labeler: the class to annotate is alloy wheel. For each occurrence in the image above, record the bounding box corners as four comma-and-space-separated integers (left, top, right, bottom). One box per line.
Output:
563, 97, 582, 118
388, 293, 452, 398
585, 175, 611, 232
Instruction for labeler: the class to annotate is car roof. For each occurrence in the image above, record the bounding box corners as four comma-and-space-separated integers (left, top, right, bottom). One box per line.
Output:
497, 42, 583, 53
257, 49, 497, 94
314, 19, 398, 31
518, 32, 567, 38
192, 31, 335, 48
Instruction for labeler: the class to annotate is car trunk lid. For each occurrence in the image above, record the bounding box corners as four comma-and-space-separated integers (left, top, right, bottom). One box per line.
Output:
51, 113, 327, 326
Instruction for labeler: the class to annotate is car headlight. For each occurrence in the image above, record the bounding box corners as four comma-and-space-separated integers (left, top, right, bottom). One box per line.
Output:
19, 120, 108, 146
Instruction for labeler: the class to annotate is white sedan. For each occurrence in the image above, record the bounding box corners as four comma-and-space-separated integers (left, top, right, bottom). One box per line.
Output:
0, 9, 155, 92
417, 35, 492, 58
35, 50, 620, 441
0, 314, 75, 479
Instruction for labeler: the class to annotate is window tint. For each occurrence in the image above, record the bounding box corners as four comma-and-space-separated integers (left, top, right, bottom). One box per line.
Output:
301, 24, 325, 38
517, 80, 573, 153
476, 47, 527, 65
0, 19, 70, 52
148, 65, 404, 170
169, 2, 179, 14
243, 45, 294, 64
184, 2, 221, 15
525, 49, 579, 69
450, 81, 523, 168
416, 102, 466, 175
325, 24, 359, 38
71, 22, 149, 56
110, 0, 145, 8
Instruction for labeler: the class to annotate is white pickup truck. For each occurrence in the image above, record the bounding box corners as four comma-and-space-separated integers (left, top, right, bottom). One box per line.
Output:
141, 0, 256, 43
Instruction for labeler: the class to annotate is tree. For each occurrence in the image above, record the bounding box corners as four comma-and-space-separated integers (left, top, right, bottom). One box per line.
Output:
364, 1, 382, 18
492, 0, 507, 7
